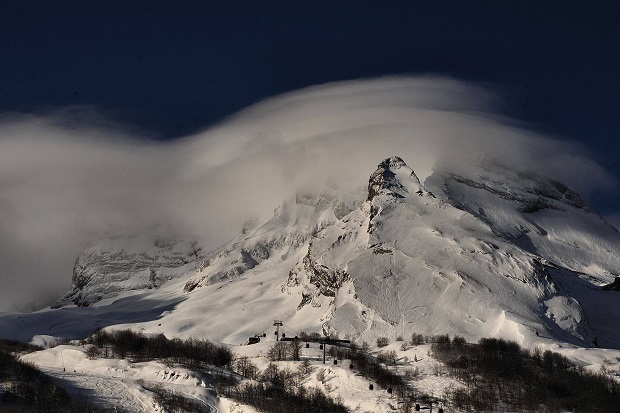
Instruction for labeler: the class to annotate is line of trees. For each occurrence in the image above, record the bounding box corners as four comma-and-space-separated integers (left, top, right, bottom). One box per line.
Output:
85, 329, 233, 368
267, 339, 303, 361
346, 345, 404, 390
431, 335, 620, 413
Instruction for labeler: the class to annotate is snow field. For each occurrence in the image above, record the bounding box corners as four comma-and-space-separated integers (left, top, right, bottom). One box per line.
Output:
22, 345, 220, 413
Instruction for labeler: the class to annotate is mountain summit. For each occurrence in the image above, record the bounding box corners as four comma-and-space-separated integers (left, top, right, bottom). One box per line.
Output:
367, 156, 430, 201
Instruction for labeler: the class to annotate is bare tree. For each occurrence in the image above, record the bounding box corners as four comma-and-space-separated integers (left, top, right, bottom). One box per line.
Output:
298, 359, 313, 378
288, 339, 303, 361
268, 341, 288, 361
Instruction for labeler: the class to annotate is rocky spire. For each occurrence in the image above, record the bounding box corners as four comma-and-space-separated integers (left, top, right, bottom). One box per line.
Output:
367, 156, 428, 201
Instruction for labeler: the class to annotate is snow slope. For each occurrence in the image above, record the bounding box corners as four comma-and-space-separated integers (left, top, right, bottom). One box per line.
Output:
425, 160, 620, 281
22, 345, 220, 413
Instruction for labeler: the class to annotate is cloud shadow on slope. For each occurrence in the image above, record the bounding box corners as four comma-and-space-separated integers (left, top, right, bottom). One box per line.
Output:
548, 267, 620, 350
0, 294, 186, 343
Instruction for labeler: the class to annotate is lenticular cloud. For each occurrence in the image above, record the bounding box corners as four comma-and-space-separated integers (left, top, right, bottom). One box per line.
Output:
0, 76, 614, 311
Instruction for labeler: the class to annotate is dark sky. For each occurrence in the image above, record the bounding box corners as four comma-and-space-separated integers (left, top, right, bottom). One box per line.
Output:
1, 1, 619, 214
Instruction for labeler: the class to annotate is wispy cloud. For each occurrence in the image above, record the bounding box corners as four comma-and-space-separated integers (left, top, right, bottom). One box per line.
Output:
0, 76, 615, 311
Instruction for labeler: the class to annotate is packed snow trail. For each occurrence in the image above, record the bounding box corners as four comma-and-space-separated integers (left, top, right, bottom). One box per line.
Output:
35, 366, 150, 412
34, 366, 222, 413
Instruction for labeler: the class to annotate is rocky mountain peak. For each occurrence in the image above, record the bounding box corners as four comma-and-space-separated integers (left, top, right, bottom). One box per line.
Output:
381, 155, 408, 169
367, 156, 428, 201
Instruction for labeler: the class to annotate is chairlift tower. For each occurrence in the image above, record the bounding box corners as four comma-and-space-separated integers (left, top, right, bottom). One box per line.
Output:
273, 320, 283, 341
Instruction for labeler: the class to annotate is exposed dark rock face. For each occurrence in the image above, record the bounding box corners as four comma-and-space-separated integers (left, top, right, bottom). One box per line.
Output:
302, 245, 349, 298
367, 156, 429, 201
53, 238, 203, 308
602, 277, 620, 291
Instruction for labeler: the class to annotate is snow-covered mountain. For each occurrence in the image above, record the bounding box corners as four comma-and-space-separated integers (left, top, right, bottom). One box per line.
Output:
4, 156, 620, 352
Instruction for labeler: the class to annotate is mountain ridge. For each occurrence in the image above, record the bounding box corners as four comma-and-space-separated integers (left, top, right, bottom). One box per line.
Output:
22, 156, 620, 351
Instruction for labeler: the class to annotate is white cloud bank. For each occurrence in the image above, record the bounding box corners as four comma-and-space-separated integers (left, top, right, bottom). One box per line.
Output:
0, 76, 615, 311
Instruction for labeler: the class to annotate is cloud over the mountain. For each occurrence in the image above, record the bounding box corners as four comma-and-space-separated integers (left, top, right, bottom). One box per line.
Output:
0, 77, 615, 311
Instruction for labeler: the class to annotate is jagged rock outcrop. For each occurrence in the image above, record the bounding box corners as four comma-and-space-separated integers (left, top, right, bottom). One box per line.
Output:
603, 277, 620, 291
367, 156, 430, 201
52, 237, 204, 307
184, 190, 362, 292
